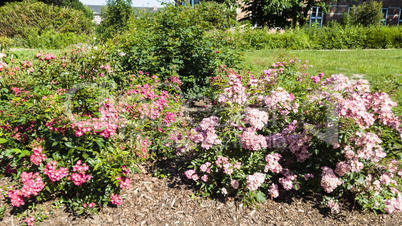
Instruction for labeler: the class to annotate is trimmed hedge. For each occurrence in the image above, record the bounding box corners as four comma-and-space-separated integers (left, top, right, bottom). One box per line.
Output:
227, 24, 402, 50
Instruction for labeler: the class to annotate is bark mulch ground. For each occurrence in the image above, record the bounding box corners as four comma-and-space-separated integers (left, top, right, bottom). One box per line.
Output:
0, 158, 401, 226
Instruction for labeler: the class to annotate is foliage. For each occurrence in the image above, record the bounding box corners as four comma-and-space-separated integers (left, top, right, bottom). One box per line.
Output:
12, 29, 94, 49
341, 1, 384, 26
0, 0, 94, 39
0, 0, 94, 19
96, 0, 134, 39
240, 0, 333, 27
0, 43, 185, 217
117, 5, 242, 98
181, 58, 402, 213
193, 1, 238, 29
225, 24, 402, 50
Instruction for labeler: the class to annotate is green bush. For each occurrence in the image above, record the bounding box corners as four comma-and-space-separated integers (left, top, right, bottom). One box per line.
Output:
193, 1, 238, 30
96, 0, 133, 39
342, 1, 384, 26
117, 5, 242, 98
0, 0, 94, 39
229, 24, 402, 50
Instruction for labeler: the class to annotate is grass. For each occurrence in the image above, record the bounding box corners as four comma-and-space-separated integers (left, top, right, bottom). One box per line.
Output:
243, 49, 402, 115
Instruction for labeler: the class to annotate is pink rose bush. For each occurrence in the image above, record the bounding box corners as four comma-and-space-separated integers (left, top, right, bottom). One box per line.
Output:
0, 44, 185, 218
183, 61, 402, 213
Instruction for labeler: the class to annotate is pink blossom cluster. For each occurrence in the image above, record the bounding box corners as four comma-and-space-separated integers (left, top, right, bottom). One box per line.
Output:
217, 73, 248, 105
137, 136, 151, 158
20, 172, 45, 197
260, 69, 277, 84
43, 161, 68, 182
354, 132, 386, 162
216, 156, 241, 176
8, 172, 46, 207
327, 200, 340, 214
44, 54, 56, 60
334, 161, 351, 177
189, 116, 221, 149
246, 172, 265, 191
231, 180, 239, 189
99, 64, 113, 73
45, 118, 68, 134
8, 188, 24, 207
321, 166, 343, 193
21, 61, 33, 67
264, 153, 282, 173
30, 146, 47, 165
117, 176, 131, 190
111, 193, 123, 205
310, 76, 321, 84
83, 203, 96, 208
244, 108, 268, 130
200, 162, 212, 173
384, 195, 402, 213
167, 75, 182, 86
240, 128, 267, 151
268, 183, 279, 198
0, 61, 7, 71
320, 74, 352, 92
25, 217, 35, 226
184, 169, 199, 182
72, 99, 126, 138
338, 93, 374, 128
163, 112, 176, 125
71, 160, 91, 186
259, 88, 298, 116
270, 122, 311, 162
279, 169, 298, 191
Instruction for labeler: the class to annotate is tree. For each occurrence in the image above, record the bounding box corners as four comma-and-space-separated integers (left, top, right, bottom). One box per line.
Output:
0, 0, 93, 19
97, 0, 133, 39
240, 0, 334, 28
342, 1, 383, 26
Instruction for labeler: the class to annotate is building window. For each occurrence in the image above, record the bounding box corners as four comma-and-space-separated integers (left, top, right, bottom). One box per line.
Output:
381, 8, 388, 25
399, 9, 402, 27
310, 7, 323, 27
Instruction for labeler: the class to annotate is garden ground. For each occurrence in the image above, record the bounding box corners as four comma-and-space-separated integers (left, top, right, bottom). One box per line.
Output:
1, 158, 402, 225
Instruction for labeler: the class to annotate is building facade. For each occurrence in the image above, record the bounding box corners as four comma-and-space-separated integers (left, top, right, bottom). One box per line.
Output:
309, 0, 402, 26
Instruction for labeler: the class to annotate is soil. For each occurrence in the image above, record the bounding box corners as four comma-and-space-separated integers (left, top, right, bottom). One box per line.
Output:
0, 158, 401, 226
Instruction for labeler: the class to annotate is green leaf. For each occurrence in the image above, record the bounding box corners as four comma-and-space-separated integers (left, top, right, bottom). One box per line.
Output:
0, 138, 7, 144
254, 191, 266, 203
82, 153, 89, 159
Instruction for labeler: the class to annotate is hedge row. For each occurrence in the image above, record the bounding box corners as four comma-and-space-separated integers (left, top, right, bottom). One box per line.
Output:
227, 24, 402, 50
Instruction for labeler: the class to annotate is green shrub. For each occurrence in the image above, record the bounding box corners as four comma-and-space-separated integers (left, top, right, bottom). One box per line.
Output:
0, 0, 94, 39
193, 1, 238, 30
229, 24, 402, 50
343, 1, 384, 26
96, 0, 133, 39
117, 5, 242, 98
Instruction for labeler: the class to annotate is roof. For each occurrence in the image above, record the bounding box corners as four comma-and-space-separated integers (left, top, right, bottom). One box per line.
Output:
86, 5, 158, 15
87, 5, 103, 15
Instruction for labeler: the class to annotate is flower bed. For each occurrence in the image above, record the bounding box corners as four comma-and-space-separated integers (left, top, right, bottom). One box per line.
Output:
182, 60, 402, 214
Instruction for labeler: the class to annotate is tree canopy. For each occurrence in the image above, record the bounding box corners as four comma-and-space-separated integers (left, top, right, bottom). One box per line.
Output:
240, 0, 334, 27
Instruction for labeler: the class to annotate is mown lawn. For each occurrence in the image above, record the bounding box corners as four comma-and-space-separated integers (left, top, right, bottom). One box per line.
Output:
243, 49, 402, 115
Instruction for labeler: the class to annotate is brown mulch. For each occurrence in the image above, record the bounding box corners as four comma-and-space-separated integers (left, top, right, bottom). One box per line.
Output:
0, 158, 401, 226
